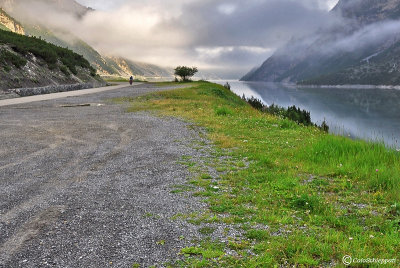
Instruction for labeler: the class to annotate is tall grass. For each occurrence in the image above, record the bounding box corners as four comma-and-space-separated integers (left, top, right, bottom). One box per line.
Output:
299, 135, 400, 197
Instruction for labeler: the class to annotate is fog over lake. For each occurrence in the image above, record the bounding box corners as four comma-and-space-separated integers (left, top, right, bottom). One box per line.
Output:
215, 81, 400, 149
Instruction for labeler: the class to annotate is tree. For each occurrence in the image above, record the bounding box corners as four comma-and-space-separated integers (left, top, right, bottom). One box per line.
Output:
174, 66, 198, 81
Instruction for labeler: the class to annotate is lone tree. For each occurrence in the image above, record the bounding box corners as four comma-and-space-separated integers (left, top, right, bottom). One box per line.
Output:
174, 66, 198, 81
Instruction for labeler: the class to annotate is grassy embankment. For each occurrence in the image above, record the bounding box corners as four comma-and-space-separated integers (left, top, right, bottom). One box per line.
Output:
124, 81, 400, 266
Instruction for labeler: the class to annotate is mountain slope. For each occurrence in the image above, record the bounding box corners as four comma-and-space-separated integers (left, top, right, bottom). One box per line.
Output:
0, 28, 104, 91
242, 0, 400, 85
0, 0, 91, 17
0, 0, 172, 78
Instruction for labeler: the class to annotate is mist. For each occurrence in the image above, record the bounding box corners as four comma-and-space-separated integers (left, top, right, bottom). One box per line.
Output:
0, 0, 346, 78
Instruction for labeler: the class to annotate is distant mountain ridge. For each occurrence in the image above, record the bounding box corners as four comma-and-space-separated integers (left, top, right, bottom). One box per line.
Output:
242, 0, 400, 86
0, 0, 172, 78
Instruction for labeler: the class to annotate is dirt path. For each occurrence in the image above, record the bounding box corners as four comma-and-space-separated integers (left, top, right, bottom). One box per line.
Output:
0, 83, 209, 267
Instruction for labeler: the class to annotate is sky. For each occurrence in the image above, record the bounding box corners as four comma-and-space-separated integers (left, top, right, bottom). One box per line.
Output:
15, 0, 341, 78
70, 0, 340, 78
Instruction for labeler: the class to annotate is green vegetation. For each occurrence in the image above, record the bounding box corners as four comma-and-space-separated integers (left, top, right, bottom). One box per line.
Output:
0, 49, 27, 69
0, 29, 95, 75
174, 66, 198, 81
243, 96, 329, 132
124, 82, 400, 266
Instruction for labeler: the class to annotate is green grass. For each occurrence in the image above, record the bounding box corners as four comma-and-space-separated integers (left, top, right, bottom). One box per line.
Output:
123, 81, 400, 267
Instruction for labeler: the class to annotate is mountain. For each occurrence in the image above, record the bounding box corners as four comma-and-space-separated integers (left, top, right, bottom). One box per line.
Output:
332, 0, 400, 24
0, 0, 91, 18
0, 0, 172, 79
0, 28, 104, 92
242, 0, 400, 86
0, 7, 23, 34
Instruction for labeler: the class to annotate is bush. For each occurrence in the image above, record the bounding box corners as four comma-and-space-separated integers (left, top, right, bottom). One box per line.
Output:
320, 119, 329, 133
247, 96, 264, 111
59, 65, 70, 76
0, 49, 27, 68
286, 105, 312, 126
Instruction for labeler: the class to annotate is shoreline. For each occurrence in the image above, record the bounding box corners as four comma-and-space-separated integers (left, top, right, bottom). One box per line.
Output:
238, 80, 400, 90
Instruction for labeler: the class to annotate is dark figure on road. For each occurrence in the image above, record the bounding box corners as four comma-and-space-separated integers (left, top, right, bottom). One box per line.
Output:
129, 76, 133, 85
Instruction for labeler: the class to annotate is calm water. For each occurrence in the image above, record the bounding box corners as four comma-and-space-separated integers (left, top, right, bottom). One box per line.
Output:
213, 81, 400, 149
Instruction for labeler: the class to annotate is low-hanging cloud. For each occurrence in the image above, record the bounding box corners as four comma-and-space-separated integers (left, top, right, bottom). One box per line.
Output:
3, 0, 341, 78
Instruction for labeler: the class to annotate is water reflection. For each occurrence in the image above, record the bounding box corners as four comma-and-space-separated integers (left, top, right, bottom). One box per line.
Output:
214, 81, 400, 148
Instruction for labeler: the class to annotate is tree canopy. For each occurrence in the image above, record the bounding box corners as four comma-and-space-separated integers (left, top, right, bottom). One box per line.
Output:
174, 66, 198, 81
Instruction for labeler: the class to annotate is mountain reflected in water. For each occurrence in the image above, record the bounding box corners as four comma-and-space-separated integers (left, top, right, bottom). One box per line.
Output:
215, 81, 400, 148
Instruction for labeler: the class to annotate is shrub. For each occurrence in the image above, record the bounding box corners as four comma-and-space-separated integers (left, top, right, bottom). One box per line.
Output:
0, 49, 27, 68
59, 65, 70, 76
320, 119, 329, 133
286, 105, 312, 126
246, 96, 264, 111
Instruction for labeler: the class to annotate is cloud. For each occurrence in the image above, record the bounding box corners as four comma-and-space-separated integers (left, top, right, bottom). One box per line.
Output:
3, 0, 341, 78
325, 19, 400, 54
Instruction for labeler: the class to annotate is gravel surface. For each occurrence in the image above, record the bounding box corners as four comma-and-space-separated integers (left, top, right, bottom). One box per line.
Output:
0, 84, 213, 267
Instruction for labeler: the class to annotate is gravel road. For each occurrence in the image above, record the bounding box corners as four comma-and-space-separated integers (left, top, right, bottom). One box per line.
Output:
0, 84, 210, 267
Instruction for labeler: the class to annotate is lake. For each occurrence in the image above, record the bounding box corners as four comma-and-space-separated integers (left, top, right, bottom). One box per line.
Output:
213, 81, 400, 149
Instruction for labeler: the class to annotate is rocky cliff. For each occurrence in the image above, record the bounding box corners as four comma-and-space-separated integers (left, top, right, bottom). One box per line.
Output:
242, 0, 400, 86
0, 8, 23, 34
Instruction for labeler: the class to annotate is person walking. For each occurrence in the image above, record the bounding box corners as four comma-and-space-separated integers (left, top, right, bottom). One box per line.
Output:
129, 76, 133, 85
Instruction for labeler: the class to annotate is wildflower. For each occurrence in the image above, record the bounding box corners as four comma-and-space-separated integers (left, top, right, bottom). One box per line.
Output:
349, 237, 353, 240
369, 235, 374, 238
376, 169, 379, 172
